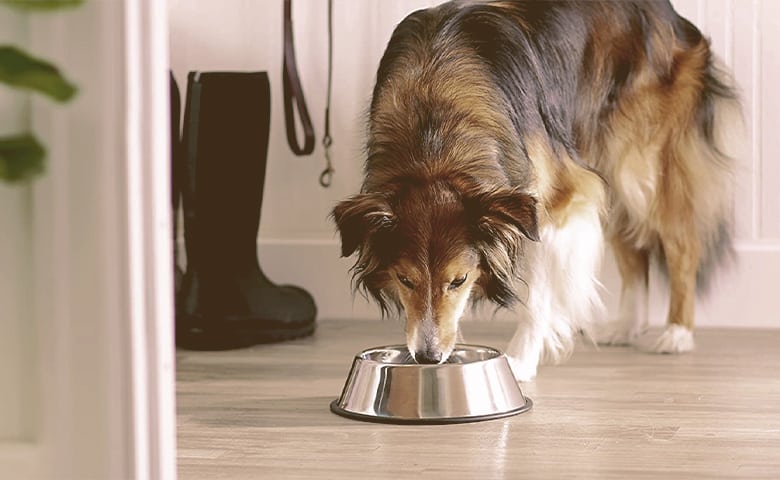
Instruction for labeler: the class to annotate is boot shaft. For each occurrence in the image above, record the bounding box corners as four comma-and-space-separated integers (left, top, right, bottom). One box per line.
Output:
175, 70, 317, 346
182, 71, 271, 270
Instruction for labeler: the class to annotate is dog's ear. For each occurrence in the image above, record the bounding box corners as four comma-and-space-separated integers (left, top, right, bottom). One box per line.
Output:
331, 193, 396, 257
469, 188, 539, 242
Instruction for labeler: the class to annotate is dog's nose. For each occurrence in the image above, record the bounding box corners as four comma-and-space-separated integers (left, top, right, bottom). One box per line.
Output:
415, 349, 442, 364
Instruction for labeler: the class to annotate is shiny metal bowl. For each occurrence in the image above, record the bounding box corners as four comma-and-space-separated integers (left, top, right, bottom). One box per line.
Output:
330, 344, 532, 424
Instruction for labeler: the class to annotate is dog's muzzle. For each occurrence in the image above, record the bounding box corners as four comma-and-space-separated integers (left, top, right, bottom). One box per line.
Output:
413, 347, 443, 364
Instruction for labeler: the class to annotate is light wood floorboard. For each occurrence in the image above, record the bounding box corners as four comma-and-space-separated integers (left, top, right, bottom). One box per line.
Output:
177, 319, 780, 479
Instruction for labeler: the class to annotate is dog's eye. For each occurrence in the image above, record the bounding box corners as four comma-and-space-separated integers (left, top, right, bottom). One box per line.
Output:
448, 274, 468, 290
397, 274, 415, 289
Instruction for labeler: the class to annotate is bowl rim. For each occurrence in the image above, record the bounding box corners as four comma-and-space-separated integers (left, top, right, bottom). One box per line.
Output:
355, 343, 505, 367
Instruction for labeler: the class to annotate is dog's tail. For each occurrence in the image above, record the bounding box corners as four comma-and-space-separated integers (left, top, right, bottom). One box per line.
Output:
698, 52, 744, 295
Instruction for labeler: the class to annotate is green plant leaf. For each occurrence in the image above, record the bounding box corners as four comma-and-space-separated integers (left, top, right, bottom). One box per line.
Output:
0, 45, 77, 102
0, 134, 46, 183
0, 0, 83, 11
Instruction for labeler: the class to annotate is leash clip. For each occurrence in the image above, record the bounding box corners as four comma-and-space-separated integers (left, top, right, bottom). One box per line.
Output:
319, 166, 334, 188
319, 133, 334, 188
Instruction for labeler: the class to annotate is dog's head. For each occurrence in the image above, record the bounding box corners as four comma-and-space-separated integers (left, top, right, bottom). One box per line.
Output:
332, 182, 538, 364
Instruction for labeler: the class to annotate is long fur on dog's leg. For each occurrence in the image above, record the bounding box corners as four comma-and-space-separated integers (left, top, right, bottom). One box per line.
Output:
597, 240, 650, 345
507, 195, 605, 381
505, 316, 544, 382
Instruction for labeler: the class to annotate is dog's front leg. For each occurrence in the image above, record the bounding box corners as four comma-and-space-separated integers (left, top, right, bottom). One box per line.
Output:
505, 282, 548, 382
505, 315, 544, 382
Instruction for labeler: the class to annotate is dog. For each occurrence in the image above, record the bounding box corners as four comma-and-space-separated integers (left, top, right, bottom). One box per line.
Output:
332, 0, 738, 381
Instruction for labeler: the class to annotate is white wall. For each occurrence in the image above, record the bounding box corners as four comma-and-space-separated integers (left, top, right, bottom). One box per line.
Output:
169, 0, 780, 326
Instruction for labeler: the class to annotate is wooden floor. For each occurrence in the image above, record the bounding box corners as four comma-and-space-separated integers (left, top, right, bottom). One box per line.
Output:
177, 319, 780, 479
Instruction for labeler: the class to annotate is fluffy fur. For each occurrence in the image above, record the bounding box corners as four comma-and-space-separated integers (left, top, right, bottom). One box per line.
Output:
332, 0, 738, 379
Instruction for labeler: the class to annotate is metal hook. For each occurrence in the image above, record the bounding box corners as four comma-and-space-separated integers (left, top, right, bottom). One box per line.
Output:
319, 167, 334, 188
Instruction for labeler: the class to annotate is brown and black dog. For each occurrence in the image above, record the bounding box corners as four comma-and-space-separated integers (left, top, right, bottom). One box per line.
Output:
333, 0, 738, 380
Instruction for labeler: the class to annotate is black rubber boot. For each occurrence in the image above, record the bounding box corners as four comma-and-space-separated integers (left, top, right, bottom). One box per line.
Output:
176, 71, 316, 351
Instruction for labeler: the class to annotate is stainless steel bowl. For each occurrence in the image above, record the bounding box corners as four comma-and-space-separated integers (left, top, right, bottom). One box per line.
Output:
330, 344, 532, 424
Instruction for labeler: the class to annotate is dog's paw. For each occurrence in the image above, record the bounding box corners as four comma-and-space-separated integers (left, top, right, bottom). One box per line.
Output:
594, 320, 639, 346
506, 355, 538, 382
637, 324, 695, 354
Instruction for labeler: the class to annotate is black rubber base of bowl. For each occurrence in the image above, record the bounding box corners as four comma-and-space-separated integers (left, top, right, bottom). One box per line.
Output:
329, 397, 533, 425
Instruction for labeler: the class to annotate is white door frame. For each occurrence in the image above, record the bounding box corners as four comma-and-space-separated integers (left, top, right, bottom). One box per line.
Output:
1, 0, 176, 478
124, 0, 177, 478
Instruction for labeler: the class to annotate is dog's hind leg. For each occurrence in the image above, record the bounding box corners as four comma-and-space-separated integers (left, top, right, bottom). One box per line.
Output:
597, 238, 650, 346
635, 131, 708, 353
643, 229, 699, 353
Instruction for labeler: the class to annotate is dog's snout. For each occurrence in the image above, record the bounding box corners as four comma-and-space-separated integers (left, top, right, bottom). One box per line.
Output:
415, 348, 442, 364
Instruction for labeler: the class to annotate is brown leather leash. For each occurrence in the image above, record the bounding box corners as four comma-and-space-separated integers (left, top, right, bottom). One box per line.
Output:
283, 0, 334, 187
320, 0, 334, 187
